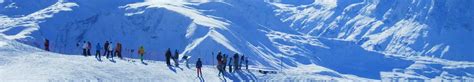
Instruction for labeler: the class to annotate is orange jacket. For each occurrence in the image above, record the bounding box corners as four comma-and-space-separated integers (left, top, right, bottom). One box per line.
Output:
138, 47, 144, 55
115, 43, 122, 52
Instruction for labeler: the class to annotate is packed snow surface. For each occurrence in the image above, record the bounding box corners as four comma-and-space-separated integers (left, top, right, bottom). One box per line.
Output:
0, 0, 473, 81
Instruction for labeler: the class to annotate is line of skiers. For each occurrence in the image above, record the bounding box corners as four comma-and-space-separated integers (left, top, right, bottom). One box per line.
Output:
44, 39, 186, 65
215, 51, 249, 76
76, 41, 123, 60
42, 39, 250, 77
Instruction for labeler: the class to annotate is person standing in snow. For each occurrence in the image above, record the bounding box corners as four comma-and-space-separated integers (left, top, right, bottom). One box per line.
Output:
138, 46, 145, 62
222, 54, 227, 72
196, 58, 203, 77
87, 42, 92, 56
229, 57, 233, 73
218, 64, 224, 76
216, 52, 223, 64
103, 41, 109, 56
174, 49, 180, 67
233, 53, 239, 71
118, 43, 122, 59
82, 41, 87, 56
217, 62, 224, 76
216, 52, 224, 75
95, 43, 102, 59
216, 52, 222, 67
240, 55, 245, 70
44, 39, 49, 51
246, 57, 249, 70
131, 49, 135, 59
165, 48, 172, 66
115, 42, 122, 59
108, 42, 114, 59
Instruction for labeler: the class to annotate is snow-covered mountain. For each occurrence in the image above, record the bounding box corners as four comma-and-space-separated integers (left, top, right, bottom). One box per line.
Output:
274, 0, 474, 61
0, 0, 473, 81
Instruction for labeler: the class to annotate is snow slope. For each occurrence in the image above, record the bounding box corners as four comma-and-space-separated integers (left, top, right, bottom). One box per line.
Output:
0, 0, 473, 81
0, 36, 372, 81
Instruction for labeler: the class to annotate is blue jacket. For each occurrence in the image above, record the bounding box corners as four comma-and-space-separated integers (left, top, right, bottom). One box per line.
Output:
96, 44, 101, 50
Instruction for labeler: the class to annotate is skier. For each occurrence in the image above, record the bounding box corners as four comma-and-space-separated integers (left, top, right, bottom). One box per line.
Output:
216, 52, 222, 67
95, 43, 101, 59
174, 50, 179, 67
103, 41, 109, 56
118, 43, 122, 59
82, 41, 87, 56
246, 57, 249, 70
165, 48, 172, 66
87, 42, 92, 56
131, 49, 135, 59
229, 58, 233, 73
217, 62, 224, 76
218, 65, 224, 76
233, 53, 239, 71
216, 52, 223, 75
138, 46, 145, 62
115, 42, 122, 59
240, 55, 245, 70
222, 54, 227, 72
196, 58, 203, 77
108, 42, 114, 59
216, 52, 223, 64
44, 39, 49, 51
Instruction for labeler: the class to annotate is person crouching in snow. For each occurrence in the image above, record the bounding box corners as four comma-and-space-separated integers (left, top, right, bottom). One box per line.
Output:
182, 55, 190, 68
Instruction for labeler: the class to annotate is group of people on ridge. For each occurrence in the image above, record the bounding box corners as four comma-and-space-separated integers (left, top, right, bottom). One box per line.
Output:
43, 39, 250, 78
216, 51, 249, 76
77, 41, 123, 61
164, 48, 191, 67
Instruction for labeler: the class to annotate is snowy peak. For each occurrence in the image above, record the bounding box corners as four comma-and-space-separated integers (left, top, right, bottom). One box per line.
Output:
122, 0, 229, 29
273, 0, 474, 61
0, 0, 77, 40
